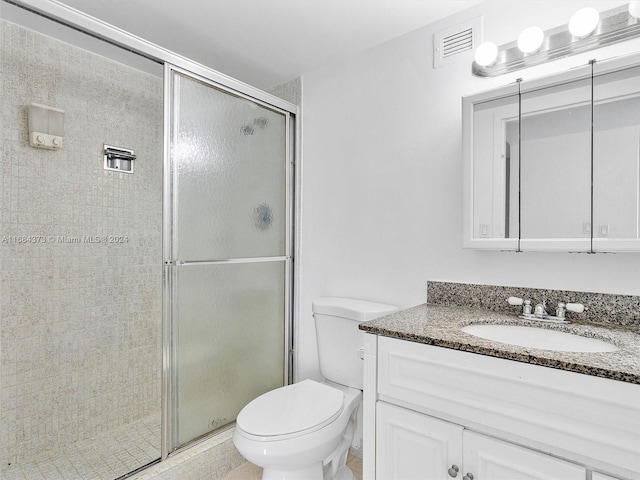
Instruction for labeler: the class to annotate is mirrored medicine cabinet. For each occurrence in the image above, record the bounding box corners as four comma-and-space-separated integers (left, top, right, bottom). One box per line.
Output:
463, 53, 640, 252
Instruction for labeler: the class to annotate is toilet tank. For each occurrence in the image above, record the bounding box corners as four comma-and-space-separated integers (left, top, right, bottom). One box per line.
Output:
313, 297, 398, 390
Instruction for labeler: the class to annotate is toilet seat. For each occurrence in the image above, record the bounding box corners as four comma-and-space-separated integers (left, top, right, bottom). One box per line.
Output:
236, 379, 344, 439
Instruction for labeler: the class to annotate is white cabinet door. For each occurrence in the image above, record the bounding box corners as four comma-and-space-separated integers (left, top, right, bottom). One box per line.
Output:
376, 402, 463, 480
592, 473, 622, 480
462, 431, 585, 480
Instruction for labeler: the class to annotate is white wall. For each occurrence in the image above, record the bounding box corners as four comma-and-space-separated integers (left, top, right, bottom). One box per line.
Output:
298, 0, 640, 381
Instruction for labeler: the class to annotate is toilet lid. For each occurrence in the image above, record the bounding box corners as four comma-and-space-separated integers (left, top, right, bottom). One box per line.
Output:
237, 380, 344, 437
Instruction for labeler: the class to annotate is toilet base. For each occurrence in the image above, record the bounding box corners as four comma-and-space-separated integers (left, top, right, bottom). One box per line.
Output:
334, 465, 355, 480
261, 462, 355, 480
262, 462, 323, 480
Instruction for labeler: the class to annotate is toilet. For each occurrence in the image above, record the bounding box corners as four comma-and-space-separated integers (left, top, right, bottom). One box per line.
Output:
233, 297, 398, 480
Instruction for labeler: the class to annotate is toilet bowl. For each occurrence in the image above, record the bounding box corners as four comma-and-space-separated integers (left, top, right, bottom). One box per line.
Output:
233, 297, 398, 480
233, 379, 362, 480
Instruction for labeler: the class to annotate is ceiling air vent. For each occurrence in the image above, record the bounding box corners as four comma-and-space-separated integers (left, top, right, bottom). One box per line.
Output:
434, 17, 482, 69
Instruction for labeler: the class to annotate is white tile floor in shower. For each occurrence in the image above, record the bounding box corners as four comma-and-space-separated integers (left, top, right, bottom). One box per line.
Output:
1, 414, 160, 480
222, 453, 363, 480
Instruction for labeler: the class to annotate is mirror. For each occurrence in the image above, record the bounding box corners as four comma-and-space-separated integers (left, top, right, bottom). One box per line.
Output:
463, 83, 520, 250
463, 54, 640, 252
471, 93, 519, 242
519, 76, 592, 251
593, 64, 640, 252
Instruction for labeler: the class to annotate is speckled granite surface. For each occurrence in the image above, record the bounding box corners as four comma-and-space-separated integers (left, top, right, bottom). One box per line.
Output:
427, 281, 640, 326
360, 304, 640, 385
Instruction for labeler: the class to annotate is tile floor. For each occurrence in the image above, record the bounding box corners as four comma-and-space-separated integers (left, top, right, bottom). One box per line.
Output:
222, 453, 363, 480
1, 414, 160, 480
2, 416, 362, 480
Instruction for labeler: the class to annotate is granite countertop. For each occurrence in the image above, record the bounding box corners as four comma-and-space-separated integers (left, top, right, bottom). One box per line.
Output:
359, 303, 640, 385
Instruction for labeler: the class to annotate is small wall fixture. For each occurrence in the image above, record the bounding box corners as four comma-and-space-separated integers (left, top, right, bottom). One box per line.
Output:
473, 3, 640, 77
104, 144, 136, 174
28, 103, 64, 150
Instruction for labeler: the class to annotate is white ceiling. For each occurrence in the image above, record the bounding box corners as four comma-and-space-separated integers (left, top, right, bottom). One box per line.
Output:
55, 0, 484, 90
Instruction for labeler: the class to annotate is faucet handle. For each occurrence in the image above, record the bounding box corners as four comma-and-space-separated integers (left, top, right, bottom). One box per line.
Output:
508, 297, 533, 315
507, 296, 523, 306
566, 302, 586, 313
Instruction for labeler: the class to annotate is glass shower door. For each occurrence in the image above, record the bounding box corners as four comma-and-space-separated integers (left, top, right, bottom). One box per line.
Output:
166, 68, 291, 450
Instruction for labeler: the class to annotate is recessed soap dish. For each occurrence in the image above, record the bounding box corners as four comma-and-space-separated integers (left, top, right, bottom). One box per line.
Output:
104, 144, 136, 173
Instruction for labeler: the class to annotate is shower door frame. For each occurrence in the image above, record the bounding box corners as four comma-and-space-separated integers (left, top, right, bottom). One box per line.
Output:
162, 63, 296, 457
8, 0, 299, 467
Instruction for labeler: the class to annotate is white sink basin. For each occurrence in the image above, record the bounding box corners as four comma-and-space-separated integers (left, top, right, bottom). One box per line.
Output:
461, 324, 619, 353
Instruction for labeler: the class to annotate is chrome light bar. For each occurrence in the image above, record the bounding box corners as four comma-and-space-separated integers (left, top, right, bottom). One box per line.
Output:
473, 4, 640, 77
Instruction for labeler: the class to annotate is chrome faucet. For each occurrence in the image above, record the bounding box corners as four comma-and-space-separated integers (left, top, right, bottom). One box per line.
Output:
507, 297, 584, 324
533, 300, 548, 318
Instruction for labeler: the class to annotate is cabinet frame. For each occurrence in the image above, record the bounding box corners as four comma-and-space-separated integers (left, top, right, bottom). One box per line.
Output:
463, 52, 640, 252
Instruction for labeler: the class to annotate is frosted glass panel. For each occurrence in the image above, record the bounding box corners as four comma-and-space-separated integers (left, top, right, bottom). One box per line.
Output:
520, 79, 591, 242
173, 73, 287, 261
174, 261, 286, 447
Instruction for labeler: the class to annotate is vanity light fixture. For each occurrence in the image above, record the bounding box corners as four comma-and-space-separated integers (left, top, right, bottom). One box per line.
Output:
474, 41, 499, 67
473, 3, 640, 77
569, 7, 600, 38
517, 26, 544, 54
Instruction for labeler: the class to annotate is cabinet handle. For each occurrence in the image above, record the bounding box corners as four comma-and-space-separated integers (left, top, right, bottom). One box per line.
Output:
463, 474, 474, 480
448, 465, 459, 477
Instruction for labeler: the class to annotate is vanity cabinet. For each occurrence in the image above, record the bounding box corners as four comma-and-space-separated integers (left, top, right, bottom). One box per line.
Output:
376, 402, 585, 480
375, 402, 462, 479
363, 334, 640, 480
463, 430, 585, 480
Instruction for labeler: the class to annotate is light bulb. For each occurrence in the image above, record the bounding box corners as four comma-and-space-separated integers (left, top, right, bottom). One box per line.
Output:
474, 42, 499, 67
630, 1, 640, 19
517, 26, 544, 54
569, 7, 600, 38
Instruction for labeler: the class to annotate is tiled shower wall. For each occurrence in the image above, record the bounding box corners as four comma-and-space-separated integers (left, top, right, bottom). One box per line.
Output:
0, 19, 163, 467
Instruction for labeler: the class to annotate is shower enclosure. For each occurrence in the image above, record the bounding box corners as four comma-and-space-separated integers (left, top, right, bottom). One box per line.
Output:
165, 68, 292, 451
0, 2, 296, 479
